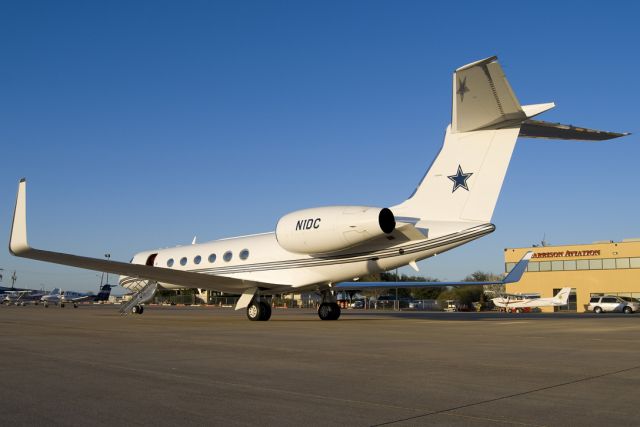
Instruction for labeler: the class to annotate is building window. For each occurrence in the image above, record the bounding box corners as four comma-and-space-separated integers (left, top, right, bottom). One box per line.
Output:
589, 259, 602, 270
564, 260, 576, 271
616, 258, 630, 269
527, 262, 540, 272
631, 258, 640, 268
576, 260, 590, 270
539, 261, 551, 272
223, 251, 233, 262
194, 255, 201, 265
603, 258, 616, 270
551, 261, 564, 271
180, 257, 187, 266
208, 253, 216, 263
167, 259, 174, 267
505, 262, 515, 273
239, 249, 249, 260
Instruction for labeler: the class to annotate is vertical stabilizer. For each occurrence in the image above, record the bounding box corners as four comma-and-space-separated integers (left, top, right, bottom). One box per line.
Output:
452, 56, 526, 133
394, 57, 523, 223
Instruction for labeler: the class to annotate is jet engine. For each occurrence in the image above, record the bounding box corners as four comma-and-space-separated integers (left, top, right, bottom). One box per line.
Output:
275, 206, 396, 254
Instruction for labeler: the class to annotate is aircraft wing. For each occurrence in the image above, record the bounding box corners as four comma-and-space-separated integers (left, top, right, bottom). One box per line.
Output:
336, 251, 533, 290
9, 179, 287, 294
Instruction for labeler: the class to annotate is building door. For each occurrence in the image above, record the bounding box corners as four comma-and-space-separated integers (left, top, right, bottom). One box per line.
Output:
553, 288, 577, 312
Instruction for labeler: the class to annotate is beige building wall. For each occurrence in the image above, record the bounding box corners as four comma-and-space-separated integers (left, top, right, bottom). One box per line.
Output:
504, 240, 640, 312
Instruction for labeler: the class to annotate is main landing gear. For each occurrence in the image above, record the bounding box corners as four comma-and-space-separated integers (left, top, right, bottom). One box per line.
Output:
131, 305, 144, 315
246, 299, 271, 321
318, 291, 341, 321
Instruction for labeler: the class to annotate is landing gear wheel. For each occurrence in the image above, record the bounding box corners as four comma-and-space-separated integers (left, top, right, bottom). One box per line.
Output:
132, 305, 144, 314
44, 303, 48, 308
73, 303, 78, 308
259, 301, 272, 321
60, 303, 65, 308
137, 305, 144, 315
318, 302, 341, 320
247, 301, 261, 321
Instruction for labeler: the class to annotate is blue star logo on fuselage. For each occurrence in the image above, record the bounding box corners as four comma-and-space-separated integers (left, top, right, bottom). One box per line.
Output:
448, 165, 473, 192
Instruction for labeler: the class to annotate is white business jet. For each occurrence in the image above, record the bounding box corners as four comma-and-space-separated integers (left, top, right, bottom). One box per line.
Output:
9, 56, 627, 321
491, 287, 572, 313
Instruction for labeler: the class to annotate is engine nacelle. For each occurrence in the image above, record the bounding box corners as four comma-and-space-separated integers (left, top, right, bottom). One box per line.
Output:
275, 206, 396, 254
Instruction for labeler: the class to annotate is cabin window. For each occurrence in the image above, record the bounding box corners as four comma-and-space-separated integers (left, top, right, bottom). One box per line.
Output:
194, 255, 201, 265
180, 257, 187, 266
240, 249, 249, 260
167, 259, 174, 267
223, 251, 233, 262
208, 253, 216, 263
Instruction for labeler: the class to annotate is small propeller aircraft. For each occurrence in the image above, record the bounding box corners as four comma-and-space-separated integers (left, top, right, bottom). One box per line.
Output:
490, 287, 572, 313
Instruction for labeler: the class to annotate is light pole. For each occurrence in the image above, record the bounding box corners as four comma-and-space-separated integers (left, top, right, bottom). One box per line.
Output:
104, 253, 111, 287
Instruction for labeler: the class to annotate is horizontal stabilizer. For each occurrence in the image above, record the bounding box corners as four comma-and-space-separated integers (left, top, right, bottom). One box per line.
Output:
336, 251, 533, 290
519, 119, 630, 141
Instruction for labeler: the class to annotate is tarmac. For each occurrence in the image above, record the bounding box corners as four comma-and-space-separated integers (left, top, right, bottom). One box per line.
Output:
1, 305, 639, 426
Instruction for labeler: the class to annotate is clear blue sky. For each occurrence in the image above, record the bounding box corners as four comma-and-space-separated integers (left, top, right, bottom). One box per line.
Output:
1, 1, 638, 292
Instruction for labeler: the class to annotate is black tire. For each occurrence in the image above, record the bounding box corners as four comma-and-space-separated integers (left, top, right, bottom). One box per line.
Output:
623, 306, 633, 314
138, 305, 144, 315
594, 306, 602, 314
131, 305, 139, 314
60, 303, 65, 308
318, 303, 341, 320
73, 303, 78, 308
247, 301, 262, 321
259, 301, 272, 321
330, 302, 341, 320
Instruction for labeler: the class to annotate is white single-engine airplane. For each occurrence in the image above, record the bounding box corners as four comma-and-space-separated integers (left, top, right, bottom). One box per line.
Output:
491, 287, 572, 313
9, 56, 628, 321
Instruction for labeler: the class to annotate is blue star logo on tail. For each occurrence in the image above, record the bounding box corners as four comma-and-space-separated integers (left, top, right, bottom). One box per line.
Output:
457, 77, 469, 102
448, 165, 473, 192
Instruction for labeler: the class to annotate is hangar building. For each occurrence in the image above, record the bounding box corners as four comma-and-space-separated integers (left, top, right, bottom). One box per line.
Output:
504, 239, 640, 312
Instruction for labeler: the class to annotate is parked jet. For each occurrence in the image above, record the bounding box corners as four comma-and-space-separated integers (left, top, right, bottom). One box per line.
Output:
491, 287, 572, 313
8, 56, 628, 321
40, 284, 114, 308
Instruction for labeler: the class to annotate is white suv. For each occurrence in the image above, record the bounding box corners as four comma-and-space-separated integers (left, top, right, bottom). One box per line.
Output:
588, 296, 640, 314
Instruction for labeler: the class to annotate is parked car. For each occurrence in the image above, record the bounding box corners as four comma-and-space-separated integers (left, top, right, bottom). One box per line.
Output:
350, 300, 364, 309
588, 295, 640, 314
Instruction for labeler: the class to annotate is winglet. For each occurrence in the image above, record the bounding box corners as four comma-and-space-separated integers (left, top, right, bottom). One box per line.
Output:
9, 179, 30, 256
503, 251, 533, 284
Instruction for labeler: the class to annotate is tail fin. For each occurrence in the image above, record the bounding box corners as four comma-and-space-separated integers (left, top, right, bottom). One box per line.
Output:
95, 284, 113, 301
393, 56, 628, 224
554, 287, 572, 305
394, 57, 523, 223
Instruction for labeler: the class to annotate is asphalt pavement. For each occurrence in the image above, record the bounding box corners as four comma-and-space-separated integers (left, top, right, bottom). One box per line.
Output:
1, 305, 639, 426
